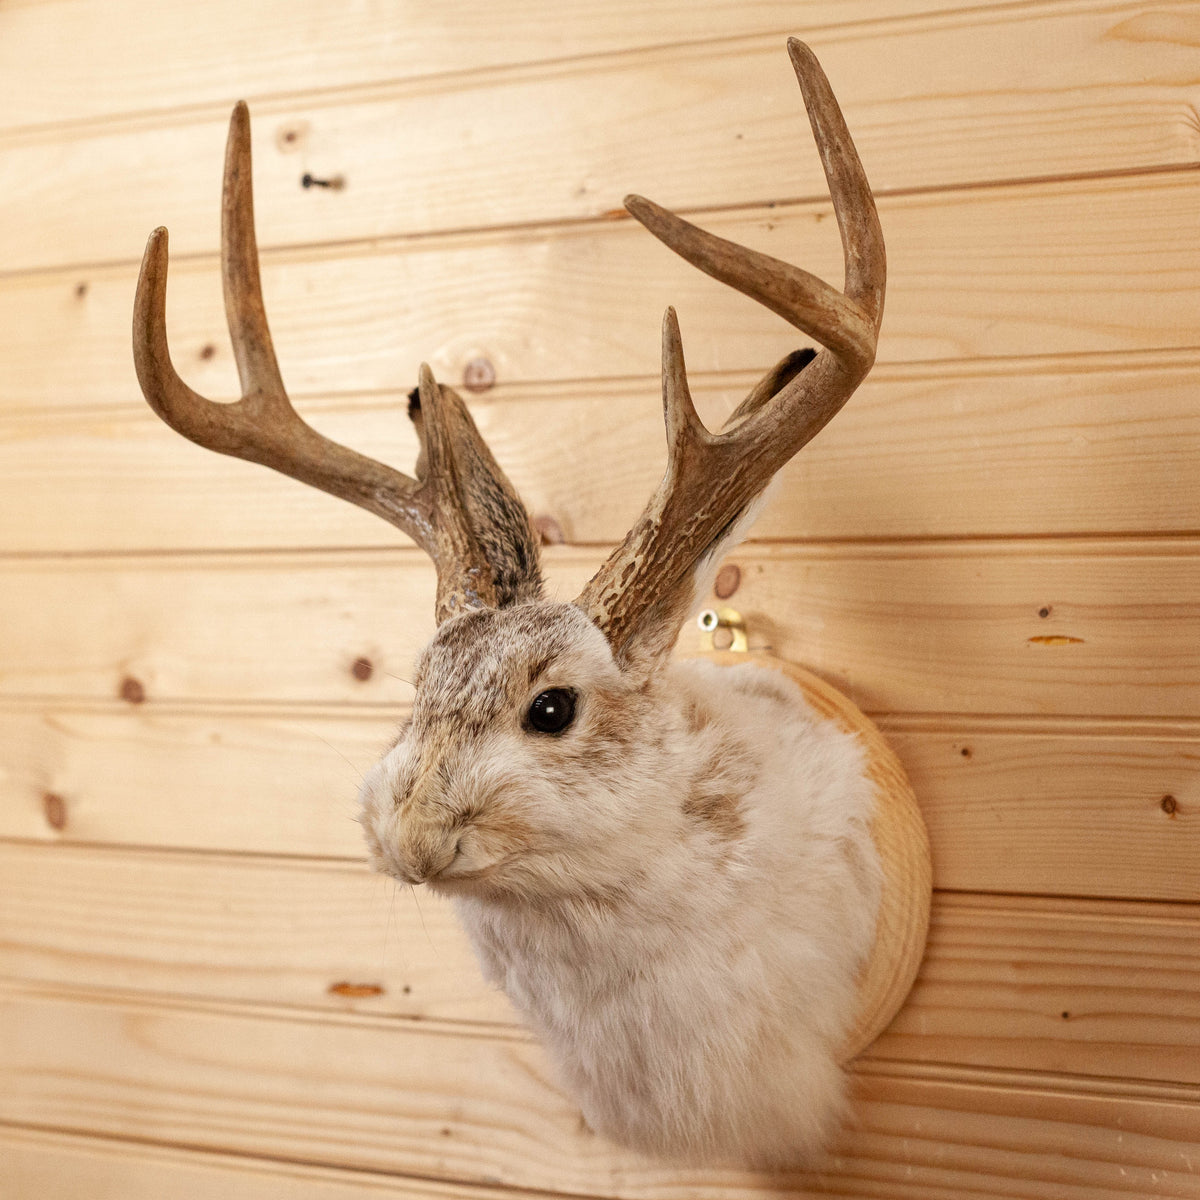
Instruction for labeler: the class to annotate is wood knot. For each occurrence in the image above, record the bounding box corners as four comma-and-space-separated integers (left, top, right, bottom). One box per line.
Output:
534, 514, 566, 546
351, 657, 374, 682
714, 563, 741, 600
1161, 794, 1178, 816
43, 792, 68, 830
327, 981, 384, 998
462, 357, 496, 393
119, 676, 146, 704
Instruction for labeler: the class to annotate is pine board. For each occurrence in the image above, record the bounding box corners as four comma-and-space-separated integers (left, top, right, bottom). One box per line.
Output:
5, 3, 1200, 273
1, 542, 1198, 719
3, 171, 1198, 413
0, 1125, 551, 1200
0, 0, 1016, 135
2, 358, 1199, 553
1, 704, 1197, 900
1, 843, 1198, 1083
1, 982, 1197, 1198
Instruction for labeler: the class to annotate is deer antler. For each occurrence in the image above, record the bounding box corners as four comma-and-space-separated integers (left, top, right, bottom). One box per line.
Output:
575, 38, 885, 664
133, 102, 540, 622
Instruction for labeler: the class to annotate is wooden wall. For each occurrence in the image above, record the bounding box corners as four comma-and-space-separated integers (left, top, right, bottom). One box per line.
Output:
1, 1, 1198, 1195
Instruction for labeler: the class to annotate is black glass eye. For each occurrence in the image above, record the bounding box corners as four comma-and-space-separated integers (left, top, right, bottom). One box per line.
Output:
526, 688, 576, 735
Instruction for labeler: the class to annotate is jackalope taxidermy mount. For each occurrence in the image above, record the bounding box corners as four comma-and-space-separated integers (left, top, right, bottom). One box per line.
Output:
133, 40, 931, 1166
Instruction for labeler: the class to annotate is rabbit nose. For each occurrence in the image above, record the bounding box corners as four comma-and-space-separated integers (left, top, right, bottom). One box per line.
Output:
395, 813, 460, 884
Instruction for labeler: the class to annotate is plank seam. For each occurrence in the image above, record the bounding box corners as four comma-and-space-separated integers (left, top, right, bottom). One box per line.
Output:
0, 0, 1107, 146
3, 975, 1198, 1106
1, 159, 1197, 286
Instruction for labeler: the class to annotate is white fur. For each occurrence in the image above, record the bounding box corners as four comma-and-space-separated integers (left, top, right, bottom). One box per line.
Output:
359, 606, 881, 1167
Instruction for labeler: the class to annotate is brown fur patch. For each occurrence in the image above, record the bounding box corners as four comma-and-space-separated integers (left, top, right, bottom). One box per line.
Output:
683, 697, 713, 733
682, 786, 745, 843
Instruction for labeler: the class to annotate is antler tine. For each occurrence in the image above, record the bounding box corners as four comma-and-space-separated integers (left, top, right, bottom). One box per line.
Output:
624, 37, 883, 382
577, 40, 885, 665
219, 101, 289, 409
133, 102, 505, 621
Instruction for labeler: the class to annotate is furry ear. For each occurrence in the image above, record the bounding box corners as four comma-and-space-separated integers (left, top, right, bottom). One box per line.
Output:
409, 383, 542, 608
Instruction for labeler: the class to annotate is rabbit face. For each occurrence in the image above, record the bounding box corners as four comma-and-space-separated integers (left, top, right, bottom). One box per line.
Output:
359, 601, 679, 900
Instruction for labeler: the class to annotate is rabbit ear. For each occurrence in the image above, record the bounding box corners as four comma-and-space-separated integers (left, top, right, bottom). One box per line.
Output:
408, 382, 542, 609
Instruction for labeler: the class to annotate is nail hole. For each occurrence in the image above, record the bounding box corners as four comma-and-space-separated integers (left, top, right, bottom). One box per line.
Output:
960, 746, 972, 759
462, 357, 496, 393
119, 676, 146, 704
43, 792, 68, 830
1038, 606, 1052, 619
74, 282, 88, 299
1061, 1011, 1071, 1020
199, 343, 216, 360
714, 564, 741, 600
351, 656, 374, 682
275, 121, 310, 153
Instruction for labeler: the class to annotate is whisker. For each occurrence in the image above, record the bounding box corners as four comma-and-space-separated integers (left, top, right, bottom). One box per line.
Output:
409, 883, 438, 957
296, 723, 367, 786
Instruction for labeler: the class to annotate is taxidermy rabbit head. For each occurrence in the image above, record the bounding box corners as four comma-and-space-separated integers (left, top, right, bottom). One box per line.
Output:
133, 38, 887, 1166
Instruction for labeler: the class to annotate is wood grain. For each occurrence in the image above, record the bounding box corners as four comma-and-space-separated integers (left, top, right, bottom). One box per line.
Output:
1, 981, 1197, 1198
4, 842, 1197, 1083
0, 0, 1017, 135
0, 1126, 552, 1200
4, 1, 1200, 1196
2, 542, 1199, 719
3, 171, 1199, 413
2, 705, 1197, 899
888, 718, 1200, 899
6, 3, 1200, 273
4, 357, 1200, 553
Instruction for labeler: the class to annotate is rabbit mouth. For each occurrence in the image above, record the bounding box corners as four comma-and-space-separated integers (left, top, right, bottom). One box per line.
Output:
428, 847, 515, 888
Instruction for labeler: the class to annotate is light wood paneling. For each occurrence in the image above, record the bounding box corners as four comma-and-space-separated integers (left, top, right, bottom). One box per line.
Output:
0, 0, 1017, 134
5, 3, 1200, 273
2, 357, 1199, 553
4, 171, 1199, 414
1, 982, 1197, 1199
2, 843, 1198, 1083
2, 543, 1198, 718
888, 718, 1200, 900
3, 1, 1198, 1193
2, 705, 1197, 900
0, 843, 513, 1027
0, 1126, 549, 1200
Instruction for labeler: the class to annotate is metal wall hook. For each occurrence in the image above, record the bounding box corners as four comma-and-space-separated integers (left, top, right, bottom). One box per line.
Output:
698, 606, 748, 652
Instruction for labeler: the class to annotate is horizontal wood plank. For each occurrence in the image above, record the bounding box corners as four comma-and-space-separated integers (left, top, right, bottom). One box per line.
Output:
0, 1125, 554, 1200
4, 171, 1199, 413
1, 542, 1198, 719
6, 3, 1200, 273
0, 0, 1013, 135
0, 982, 1197, 1198
0, 842, 515, 1027
1, 704, 1197, 900
887, 719, 1200, 900
3, 358, 1200, 553
2, 843, 1198, 1081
